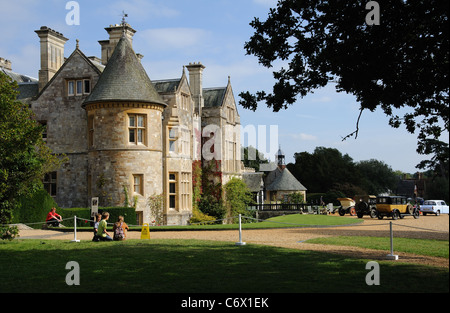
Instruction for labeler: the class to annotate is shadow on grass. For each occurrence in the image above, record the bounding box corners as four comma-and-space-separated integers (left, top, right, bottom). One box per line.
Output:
0, 239, 448, 293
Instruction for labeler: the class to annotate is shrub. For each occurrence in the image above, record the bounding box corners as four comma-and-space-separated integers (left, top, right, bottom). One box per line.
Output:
224, 177, 254, 223
13, 189, 59, 228
198, 195, 226, 223
1, 225, 19, 240
188, 207, 216, 225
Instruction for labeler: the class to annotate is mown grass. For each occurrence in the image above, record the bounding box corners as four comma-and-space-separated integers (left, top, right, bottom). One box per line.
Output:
73, 214, 362, 231
0, 239, 448, 293
306, 236, 449, 259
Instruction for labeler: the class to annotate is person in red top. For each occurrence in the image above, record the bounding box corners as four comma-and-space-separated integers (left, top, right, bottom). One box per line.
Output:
46, 207, 63, 227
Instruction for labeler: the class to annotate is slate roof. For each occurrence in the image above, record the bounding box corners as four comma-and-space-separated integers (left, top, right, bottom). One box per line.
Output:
203, 87, 226, 107
17, 82, 39, 103
265, 167, 307, 191
83, 35, 166, 107
153, 79, 181, 94
1, 67, 37, 83
242, 172, 264, 192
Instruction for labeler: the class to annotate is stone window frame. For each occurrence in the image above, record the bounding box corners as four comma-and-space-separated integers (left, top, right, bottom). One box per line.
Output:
168, 173, 177, 210
180, 172, 191, 211
128, 114, 147, 146
43, 171, 57, 197
168, 127, 178, 153
133, 174, 144, 196
67, 78, 91, 96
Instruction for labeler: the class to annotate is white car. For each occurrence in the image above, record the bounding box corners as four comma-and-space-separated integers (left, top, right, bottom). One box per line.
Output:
420, 200, 449, 216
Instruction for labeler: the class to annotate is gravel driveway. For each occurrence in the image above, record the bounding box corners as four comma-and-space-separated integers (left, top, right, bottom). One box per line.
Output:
16, 214, 449, 268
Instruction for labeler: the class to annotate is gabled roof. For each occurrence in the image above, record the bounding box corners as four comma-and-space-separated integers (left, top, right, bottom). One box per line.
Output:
36, 47, 103, 99
203, 87, 226, 107
242, 172, 264, 192
153, 79, 181, 94
265, 167, 307, 191
1, 67, 37, 83
83, 35, 166, 107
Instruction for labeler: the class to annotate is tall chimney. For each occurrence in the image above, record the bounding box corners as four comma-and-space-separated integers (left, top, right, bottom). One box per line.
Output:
186, 62, 205, 115
99, 23, 136, 65
35, 26, 69, 92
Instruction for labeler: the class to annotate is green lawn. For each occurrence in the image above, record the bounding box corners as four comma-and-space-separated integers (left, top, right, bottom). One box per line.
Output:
0, 239, 448, 293
122, 213, 362, 231
307, 236, 449, 259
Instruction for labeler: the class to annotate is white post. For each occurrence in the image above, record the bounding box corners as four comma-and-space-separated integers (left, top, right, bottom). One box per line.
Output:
71, 216, 80, 242
386, 221, 398, 260
235, 214, 246, 246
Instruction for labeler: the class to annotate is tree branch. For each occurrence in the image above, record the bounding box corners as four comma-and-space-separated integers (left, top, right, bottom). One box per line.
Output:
341, 108, 364, 141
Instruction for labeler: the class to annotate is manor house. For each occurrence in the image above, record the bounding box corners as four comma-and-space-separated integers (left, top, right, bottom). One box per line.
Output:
3, 22, 243, 225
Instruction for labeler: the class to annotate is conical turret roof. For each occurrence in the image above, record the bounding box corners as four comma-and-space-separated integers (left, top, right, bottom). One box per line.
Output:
83, 35, 166, 107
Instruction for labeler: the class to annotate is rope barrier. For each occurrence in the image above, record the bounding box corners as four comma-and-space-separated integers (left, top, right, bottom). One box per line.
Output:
2, 215, 448, 234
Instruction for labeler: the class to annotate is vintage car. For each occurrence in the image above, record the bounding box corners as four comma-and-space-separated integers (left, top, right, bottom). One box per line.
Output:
355, 195, 377, 218
420, 200, 449, 216
376, 196, 419, 220
337, 198, 356, 216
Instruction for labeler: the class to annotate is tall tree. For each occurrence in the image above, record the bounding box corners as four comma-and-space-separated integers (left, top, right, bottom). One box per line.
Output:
240, 0, 449, 170
0, 72, 63, 225
355, 159, 398, 195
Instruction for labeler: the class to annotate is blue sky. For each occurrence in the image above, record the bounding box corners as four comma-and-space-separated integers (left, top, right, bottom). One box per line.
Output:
1, 0, 447, 173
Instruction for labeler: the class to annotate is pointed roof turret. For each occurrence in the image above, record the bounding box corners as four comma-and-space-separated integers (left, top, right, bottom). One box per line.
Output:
83, 35, 166, 107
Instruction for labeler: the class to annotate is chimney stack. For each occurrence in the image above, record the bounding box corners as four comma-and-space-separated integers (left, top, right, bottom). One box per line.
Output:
35, 26, 69, 92
186, 62, 205, 115
99, 23, 136, 65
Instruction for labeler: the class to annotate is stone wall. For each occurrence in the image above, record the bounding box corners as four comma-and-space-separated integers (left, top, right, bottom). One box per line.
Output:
30, 50, 101, 208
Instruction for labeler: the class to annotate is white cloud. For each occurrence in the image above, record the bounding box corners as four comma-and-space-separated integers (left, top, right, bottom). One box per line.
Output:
286, 133, 317, 141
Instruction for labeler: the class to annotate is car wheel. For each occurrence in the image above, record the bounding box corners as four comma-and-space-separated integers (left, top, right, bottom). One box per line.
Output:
338, 208, 345, 216
406, 204, 414, 215
423, 212, 427, 216
370, 209, 377, 218
392, 210, 400, 220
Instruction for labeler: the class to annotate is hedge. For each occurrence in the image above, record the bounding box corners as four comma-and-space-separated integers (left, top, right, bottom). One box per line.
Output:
13, 189, 59, 229
12, 189, 137, 228
59, 207, 137, 227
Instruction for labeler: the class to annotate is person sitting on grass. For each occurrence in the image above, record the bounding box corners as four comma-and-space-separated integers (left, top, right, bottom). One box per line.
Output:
96, 212, 113, 241
112, 216, 129, 241
92, 213, 102, 242
45, 207, 63, 227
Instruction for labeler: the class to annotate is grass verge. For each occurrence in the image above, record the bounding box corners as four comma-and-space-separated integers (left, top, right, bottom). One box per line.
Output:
71, 214, 362, 232
0, 239, 448, 293
306, 236, 449, 259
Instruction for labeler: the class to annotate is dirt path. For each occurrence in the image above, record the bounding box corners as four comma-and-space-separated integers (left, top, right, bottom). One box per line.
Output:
16, 215, 449, 268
